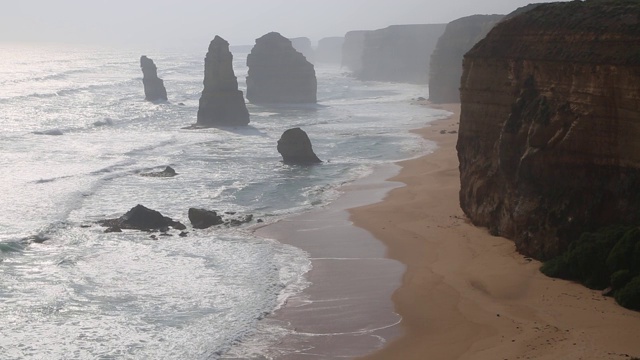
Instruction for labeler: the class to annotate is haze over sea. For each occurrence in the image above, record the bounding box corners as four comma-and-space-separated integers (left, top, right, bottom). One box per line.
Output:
0, 42, 444, 359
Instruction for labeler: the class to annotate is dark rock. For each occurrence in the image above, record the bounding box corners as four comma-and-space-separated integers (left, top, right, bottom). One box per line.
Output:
197, 36, 250, 127
316, 37, 344, 64
357, 24, 447, 84
289, 37, 315, 63
140, 56, 168, 102
225, 214, 254, 227
104, 226, 122, 233
257, 219, 264, 223
98, 204, 185, 232
277, 128, 322, 164
246, 32, 317, 104
188, 208, 224, 229
140, 166, 177, 178
179, 231, 188, 237
417, 96, 427, 101
458, 1, 640, 259
178, 102, 185, 106
429, 14, 503, 103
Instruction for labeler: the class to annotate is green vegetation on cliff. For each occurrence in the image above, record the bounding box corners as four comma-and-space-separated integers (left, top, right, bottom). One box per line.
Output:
541, 225, 640, 310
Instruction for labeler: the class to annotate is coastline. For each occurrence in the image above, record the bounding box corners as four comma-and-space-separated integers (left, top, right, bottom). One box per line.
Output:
354, 104, 640, 359
252, 102, 640, 359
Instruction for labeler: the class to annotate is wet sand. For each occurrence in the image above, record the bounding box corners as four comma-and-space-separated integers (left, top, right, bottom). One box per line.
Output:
256, 103, 640, 359
354, 104, 640, 360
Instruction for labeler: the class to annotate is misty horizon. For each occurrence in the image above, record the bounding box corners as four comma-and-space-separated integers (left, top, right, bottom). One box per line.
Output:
1, 0, 565, 49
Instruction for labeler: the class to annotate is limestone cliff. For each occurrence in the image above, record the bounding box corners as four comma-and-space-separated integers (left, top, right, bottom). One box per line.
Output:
358, 24, 446, 84
197, 36, 250, 127
140, 56, 167, 102
246, 32, 317, 104
289, 37, 315, 63
428, 15, 503, 103
316, 37, 344, 64
341, 30, 368, 73
457, 1, 640, 259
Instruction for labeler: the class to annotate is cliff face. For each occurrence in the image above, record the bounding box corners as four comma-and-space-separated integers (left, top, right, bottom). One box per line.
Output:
341, 30, 368, 73
358, 24, 446, 84
289, 37, 315, 63
246, 32, 317, 104
458, 1, 640, 259
428, 15, 503, 103
197, 36, 250, 127
140, 56, 167, 101
316, 37, 344, 64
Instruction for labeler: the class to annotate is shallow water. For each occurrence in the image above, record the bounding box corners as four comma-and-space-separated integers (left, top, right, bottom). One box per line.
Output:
0, 42, 445, 359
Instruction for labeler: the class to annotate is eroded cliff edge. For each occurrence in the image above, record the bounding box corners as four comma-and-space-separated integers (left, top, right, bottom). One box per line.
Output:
429, 14, 503, 103
457, 1, 640, 259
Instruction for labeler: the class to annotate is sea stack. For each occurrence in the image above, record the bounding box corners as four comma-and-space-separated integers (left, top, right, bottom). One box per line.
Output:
246, 32, 317, 104
457, 1, 640, 259
140, 56, 167, 101
277, 128, 321, 165
428, 14, 503, 103
197, 36, 250, 127
289, 37, 315, 63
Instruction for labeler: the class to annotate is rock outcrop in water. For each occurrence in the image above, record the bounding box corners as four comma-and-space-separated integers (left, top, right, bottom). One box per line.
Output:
429, 14, 503, 103
341, 30, 368, 74
140, 56, 168, 102
457, 1, 640, 259
197, 36, 250, 127
289, 37, 315, 63
246, 32, 317, 104
316, 37, 344, 64
98, 204, 186, 232
140, 166, 177, 177
357, 24, 446, 83
277, 128, 321, 165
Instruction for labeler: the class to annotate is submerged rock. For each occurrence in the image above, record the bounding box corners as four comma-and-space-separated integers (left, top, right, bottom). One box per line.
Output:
277, 128, 322, 164
140, 166, 177, 178
140, 56, 168, 101
196, 36, 250, 127
246, 32, 317, 104
98, 204, 186, 232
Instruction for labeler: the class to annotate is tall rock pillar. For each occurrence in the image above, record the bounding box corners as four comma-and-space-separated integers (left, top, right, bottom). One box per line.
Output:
197, 36, 250, 127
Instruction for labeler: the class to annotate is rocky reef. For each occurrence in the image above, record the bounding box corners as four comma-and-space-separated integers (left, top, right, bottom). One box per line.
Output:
357, 24, 446, 83
246, 32, 317, 104
289, 37, 315, 63
277, 128, 321, 165
457, 1, 640, 259
429, 14, 503, 103
197, 36, 250, 127
341, 30, 368, 74
316, 37, 344, 64
140, 56, 167, 101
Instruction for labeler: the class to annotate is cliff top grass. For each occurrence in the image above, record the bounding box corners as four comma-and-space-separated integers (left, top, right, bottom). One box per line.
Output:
466, 0, 640, 65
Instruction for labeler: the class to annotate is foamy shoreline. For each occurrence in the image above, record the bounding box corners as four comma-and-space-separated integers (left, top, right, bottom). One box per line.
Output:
249, 102, 640, 359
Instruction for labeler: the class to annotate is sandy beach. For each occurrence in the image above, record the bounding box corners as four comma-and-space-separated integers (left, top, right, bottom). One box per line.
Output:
354, 104, 640, 360
255, 103, 640, 359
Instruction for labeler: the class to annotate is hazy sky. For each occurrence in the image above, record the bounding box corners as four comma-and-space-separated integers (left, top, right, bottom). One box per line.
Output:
1, 0, 564, 48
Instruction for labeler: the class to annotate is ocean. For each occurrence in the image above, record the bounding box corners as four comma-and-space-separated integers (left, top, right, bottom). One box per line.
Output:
0, 42, 444, 359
